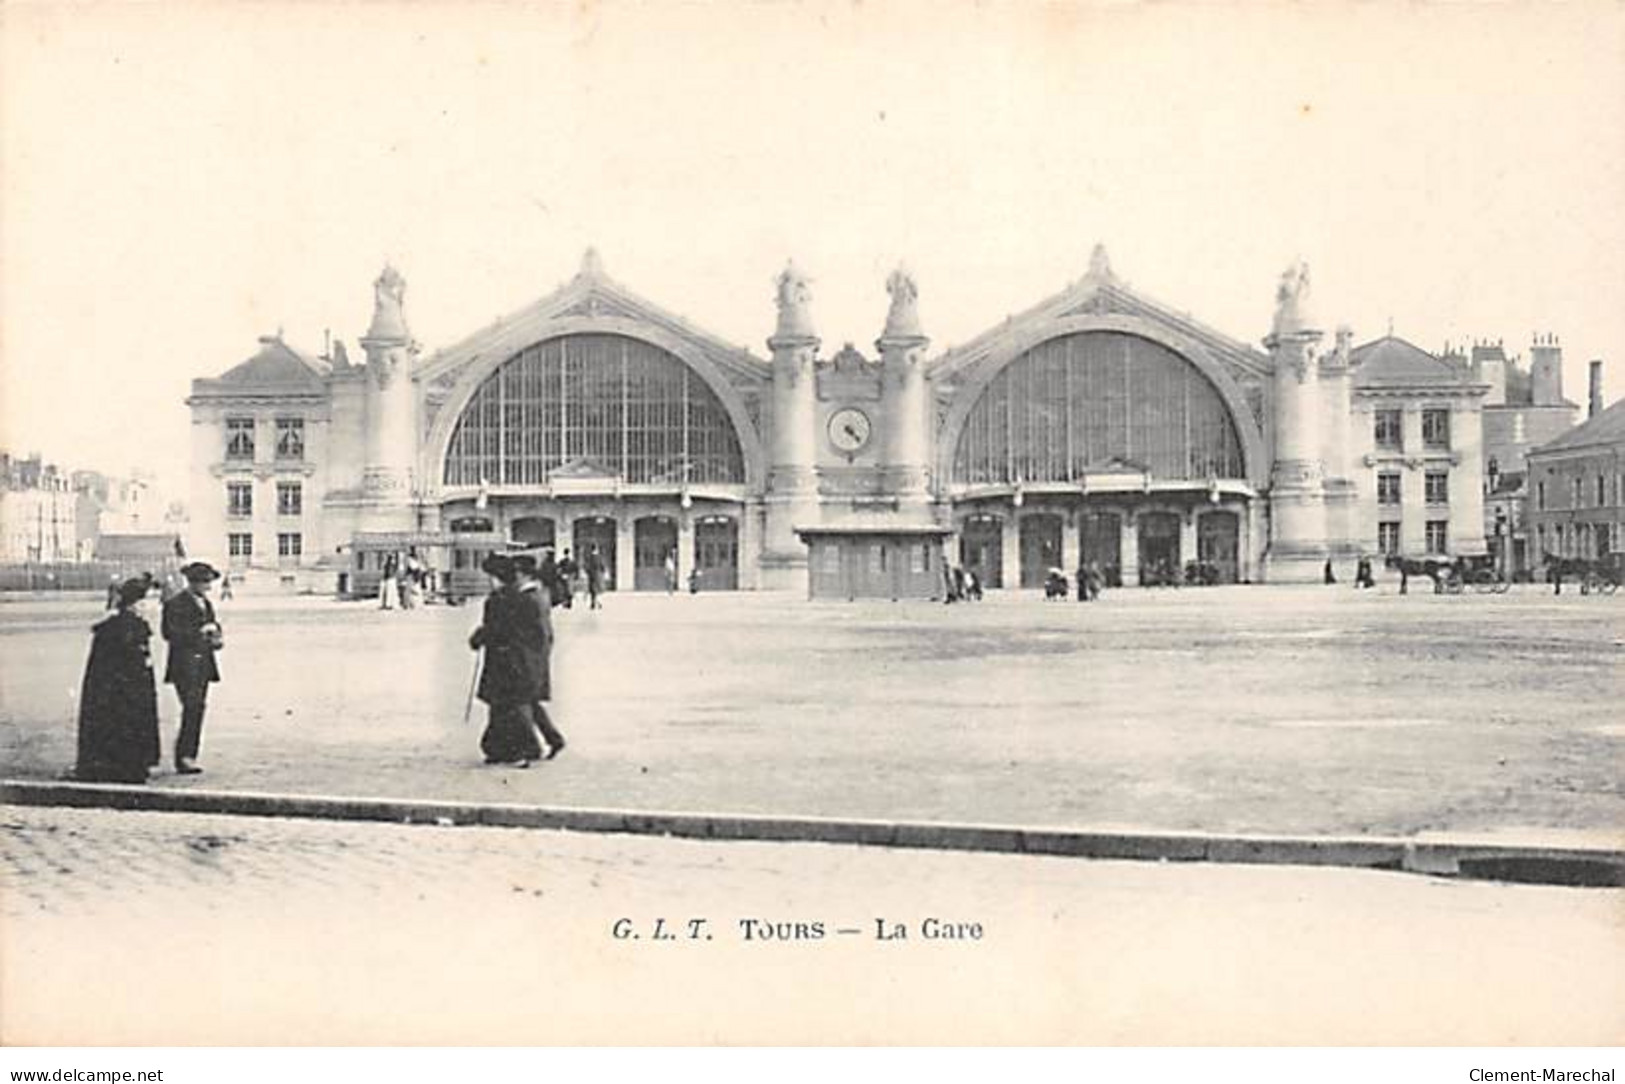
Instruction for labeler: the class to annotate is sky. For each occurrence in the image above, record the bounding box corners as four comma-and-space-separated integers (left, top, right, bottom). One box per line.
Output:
3, 1, 1623, 501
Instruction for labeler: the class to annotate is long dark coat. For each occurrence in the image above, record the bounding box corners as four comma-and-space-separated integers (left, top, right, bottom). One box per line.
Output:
161, 591, 221, 689
470, 584, 548, 705
76, 610, 161, 783
519, 581, 554, 701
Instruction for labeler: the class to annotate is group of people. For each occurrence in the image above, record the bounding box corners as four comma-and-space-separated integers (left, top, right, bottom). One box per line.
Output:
1042, 561, 1107, 602
942, 566, 985, 603
74, 561, 225, 784
379, 551, 432, 610
466, 551, 568, 767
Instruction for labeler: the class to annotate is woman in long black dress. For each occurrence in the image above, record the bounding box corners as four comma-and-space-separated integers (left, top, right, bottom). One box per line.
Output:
74, 575, 161, 783
468, 554, 545, 767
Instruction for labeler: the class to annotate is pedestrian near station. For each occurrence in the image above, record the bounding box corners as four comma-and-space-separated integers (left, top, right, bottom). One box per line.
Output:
467, 554, 546, 768
73, 575, 162, 784
584, 545, 606, 609
161, 561, 224, 775
513, 554, 566, 759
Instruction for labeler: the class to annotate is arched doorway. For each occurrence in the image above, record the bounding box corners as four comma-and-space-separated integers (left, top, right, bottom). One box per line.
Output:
959, 514, 1003, 589
694, 515, 738, 591
1081, 510, 1123, 587
1138, 512, 1181, 586
1198, 510, 1240, 584
511, 515, 556, 548
572, 517, 617, 590
634, 516, 678, 591
1019, 513, 1063, 588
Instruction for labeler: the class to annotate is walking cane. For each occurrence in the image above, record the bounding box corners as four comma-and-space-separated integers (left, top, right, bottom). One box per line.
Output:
463, 649, 483, 726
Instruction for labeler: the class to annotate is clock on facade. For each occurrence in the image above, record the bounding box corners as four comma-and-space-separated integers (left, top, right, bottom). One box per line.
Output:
827, 407, 873, 454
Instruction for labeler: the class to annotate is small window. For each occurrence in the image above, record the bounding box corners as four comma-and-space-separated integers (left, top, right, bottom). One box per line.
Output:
1538, 481, 1546, 511
1374, 410, 1402, 451
1422, 410, 1450, 450
1573, 477, 1584, 507
226, 417, 255, 461
228, 532, 253, 558
1378, 522, 1401, 556
275, 418, 305, 461
1599, 476, 1607, 507
227, 482, 253, 518
911, 545, 926, 574
822, 545, 840, 575
1377, 472, 1401, 505
1425, 520, 1448, 555
1425, 471, 1449, 505
277, 532, 302, 559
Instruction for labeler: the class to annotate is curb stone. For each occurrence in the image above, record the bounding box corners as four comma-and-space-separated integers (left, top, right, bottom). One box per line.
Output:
3, 779, 1621, 887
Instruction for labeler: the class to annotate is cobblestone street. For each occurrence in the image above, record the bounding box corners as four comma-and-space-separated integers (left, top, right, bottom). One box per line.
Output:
3, 587, 1623, 839
3, 804, 1621, 1045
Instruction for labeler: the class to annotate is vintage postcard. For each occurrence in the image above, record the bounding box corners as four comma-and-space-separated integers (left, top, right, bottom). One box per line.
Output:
1, 0, 1621, 1057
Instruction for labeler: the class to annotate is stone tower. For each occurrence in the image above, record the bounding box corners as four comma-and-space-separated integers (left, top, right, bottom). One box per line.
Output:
876, 266, 932, 517
1319, 325, 1360, 564
1263, 261, 1330, 582
360, 265, 419, 531
760, 261, 820, 590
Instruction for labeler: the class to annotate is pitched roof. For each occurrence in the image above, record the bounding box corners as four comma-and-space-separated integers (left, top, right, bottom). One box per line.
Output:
1351, 335, 1476, 389
210, 335, 331, 389
1531, 397, 1625, 454
929, 248, 1271, 389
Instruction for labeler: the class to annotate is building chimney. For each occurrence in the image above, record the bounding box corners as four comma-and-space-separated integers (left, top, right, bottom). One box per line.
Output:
1471, 341, 1507, 406
1530, 333, 1563, 406
1589, 359, 1604, 419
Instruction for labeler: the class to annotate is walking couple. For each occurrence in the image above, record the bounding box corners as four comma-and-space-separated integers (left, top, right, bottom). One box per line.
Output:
467, 553, 566, 767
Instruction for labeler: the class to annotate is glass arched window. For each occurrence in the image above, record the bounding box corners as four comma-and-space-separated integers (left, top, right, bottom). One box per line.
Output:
953, 332, 1245, 485
444, 334, 745, 487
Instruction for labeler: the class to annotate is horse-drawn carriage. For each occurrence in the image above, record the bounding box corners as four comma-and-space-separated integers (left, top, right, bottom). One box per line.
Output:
1385, 553, 1509, 595
1543, 552, 1623, 596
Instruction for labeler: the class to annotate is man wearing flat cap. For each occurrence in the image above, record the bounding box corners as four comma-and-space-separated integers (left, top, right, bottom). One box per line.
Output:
162, 561, 224, 774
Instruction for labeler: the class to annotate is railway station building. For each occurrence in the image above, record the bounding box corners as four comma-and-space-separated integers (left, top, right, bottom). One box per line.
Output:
185, 246, 1490, 595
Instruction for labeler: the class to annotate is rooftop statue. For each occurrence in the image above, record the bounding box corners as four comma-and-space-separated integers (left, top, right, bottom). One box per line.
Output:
366, 265, 412, 342
773, 261, 816, 339
882, 266, 923, 339
1271, 259, 1317, 337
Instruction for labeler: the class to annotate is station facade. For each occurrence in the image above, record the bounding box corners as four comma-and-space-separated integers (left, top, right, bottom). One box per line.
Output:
185, 246, 1490, 594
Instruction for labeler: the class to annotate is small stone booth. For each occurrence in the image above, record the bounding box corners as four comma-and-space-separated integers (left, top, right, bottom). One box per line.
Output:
796, 524, 953, 601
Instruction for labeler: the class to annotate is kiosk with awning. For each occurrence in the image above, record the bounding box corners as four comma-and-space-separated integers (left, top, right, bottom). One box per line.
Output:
796, 524, 954, 601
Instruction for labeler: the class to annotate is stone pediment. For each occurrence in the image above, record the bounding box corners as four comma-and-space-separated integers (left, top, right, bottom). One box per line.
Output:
415, 250, 771, 396
931, 250, 1270, 390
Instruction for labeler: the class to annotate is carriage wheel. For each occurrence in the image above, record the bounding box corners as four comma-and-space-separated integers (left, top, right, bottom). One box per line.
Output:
1600, 577, 1619, 596
1471, 569, 1496, 594
1582, 572, 1599, 595
1494, 576, 1511, 594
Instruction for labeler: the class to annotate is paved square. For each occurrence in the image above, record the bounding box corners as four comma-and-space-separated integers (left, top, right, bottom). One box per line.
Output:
2, 586, 1621, 839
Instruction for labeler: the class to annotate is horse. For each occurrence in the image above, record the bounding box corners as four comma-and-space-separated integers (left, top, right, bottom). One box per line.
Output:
1543, 552, 1622, 596
1384, 554, 1456, 595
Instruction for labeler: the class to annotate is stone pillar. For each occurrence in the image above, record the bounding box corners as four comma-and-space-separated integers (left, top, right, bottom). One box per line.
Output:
1179, 509, 1198, 573
1262, 262, 1329, 582
615, 515, 634, 592
1061, 514, 1080, 576
1320, 327, 1359, 567
1119, 512, 1140, 586
677, 510, 695, 590
1451, 404, 1488, 555
1001, 507, 1022, 590
360, 266, 419, 533
760, 262, 821, 592
877, 267, 932, 517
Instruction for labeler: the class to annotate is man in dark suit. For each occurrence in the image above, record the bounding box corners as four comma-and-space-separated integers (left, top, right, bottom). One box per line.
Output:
162, 561, 223, 774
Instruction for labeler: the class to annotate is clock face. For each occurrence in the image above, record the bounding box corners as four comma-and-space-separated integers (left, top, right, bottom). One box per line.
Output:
828, 407, 873, 453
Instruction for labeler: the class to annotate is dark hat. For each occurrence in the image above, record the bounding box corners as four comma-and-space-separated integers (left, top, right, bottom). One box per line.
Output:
180, 561, 220, 583
116, 576, 154, 607
480, 552, 516, 580
511, 553, 539, 576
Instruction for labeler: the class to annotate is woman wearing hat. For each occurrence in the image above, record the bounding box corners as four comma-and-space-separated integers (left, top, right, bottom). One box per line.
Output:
74, 575, 162, 783
467, 553, 545, 766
